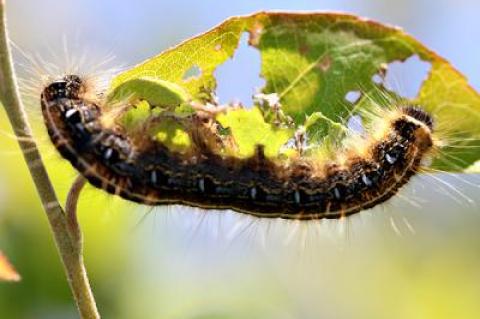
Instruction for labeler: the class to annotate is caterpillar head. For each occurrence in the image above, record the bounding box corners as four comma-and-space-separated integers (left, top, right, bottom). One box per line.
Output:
396, 105, 435, 153
42, 74, 85, 101
402, 105, 434, 130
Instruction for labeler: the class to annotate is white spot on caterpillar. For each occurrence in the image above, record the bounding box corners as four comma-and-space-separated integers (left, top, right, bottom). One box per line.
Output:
250, 187, 257, 200
198, 178, 205, 192
65, 108, 78, 119
385, 153, 396, 164
103, 148, 113, 160
294, 190, 301, 204
361, 174, 372, 187
150, 171, 157, 184
333, 188, 341, 200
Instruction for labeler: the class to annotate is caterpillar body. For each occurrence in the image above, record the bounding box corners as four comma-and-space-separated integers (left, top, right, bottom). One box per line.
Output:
41, 75, 435, 220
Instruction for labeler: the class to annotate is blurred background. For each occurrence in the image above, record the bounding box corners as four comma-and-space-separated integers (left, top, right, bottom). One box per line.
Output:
1, 0, 480, 318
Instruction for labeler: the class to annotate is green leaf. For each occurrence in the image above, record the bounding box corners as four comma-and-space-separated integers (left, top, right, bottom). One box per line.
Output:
216, 107, 293, 158
107, 76, 190, 107
119, 100, 160, 131
152, 118, 192, 153
110, 12, 480, 171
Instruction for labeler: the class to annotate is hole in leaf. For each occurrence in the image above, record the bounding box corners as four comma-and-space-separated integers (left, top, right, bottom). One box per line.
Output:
384, 55, 431, 99
347, 115, 364, 134
183, 65, 202, 81
345, 90, 361, 104
214, 32, 264, 107
372, 73, 383, 85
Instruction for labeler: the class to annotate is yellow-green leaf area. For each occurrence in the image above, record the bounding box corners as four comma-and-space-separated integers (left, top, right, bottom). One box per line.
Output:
216, 107, 293, 158
110, 17, 252, 101
119, 102, 191, 153
119, 100, 160, 131
152, 118, 191, 153
107, 77, 190, 107
417, 63, 480, 170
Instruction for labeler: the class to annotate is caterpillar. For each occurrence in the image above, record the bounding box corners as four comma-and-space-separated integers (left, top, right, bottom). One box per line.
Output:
40, 74, 436, 220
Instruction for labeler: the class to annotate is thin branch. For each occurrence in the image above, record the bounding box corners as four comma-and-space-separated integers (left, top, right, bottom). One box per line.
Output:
66, 176, 87, 244
0, 1, 99, 318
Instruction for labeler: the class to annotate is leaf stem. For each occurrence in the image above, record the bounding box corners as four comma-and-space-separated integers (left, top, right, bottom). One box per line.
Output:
0, 1, 99, 318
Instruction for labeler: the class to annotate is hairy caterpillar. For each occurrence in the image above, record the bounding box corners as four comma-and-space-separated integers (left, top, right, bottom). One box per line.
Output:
40, 74, 436, 220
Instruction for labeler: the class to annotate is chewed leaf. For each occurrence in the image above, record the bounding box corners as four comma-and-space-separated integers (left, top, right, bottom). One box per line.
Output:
110, 17, 250, 101
110, 12, 480, 171
107, 76, 190, 107
216, 107, 293, 158
0, 250, 21, 282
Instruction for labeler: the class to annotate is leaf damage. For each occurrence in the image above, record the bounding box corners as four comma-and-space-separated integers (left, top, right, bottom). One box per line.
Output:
108, 11, 480, 171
